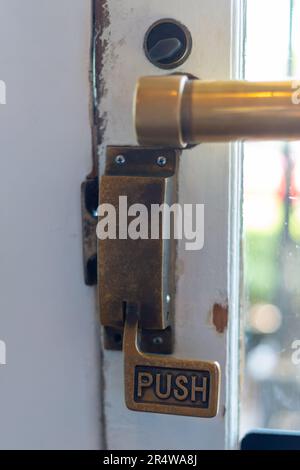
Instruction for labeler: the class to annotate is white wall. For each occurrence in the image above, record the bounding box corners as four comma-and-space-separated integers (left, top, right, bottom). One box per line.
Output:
0, 0, 102, 449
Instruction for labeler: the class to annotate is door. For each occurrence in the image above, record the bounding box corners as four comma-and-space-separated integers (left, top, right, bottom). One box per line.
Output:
1, 0, 244, 450
95, 0, 244, 450
0, 0, 102, 450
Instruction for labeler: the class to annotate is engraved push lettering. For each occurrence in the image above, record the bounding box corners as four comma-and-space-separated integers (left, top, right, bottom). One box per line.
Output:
155, 374, 172, 399
191, 376, 207, 402
137, 372, 153, 398
173, 375, 189, 401
134, 366, 210, 409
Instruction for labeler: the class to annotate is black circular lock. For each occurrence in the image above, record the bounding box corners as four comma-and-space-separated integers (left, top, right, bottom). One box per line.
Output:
144, 19, 192, 69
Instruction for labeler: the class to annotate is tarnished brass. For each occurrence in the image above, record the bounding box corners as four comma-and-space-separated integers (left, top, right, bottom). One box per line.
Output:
124, 303, 220, 418
134, 75, 300, 147
99, 146, 180, 352
98, 147, 221, 416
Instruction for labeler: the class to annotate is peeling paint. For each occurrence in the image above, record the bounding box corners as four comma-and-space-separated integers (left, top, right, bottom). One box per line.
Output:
94, 0, 111, 152
212, 303, 228, 334
93, 0, 111, 450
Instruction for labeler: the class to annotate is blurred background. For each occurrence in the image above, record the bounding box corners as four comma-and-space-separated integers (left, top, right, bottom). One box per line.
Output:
241, 0, 300, 435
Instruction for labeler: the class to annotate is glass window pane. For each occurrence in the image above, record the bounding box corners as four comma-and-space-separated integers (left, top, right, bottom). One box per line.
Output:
241, 0, 300, 435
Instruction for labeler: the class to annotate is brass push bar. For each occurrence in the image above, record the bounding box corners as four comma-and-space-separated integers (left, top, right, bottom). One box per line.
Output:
134, 75, 300, 147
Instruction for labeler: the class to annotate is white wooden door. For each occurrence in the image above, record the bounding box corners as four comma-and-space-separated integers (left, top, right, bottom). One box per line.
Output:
0, 0, 102, 450
0, 0, 244, 450
97, 0, 244, 450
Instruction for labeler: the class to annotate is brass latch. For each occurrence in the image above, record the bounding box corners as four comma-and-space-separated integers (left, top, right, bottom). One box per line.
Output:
94, 146, 220, 418
99, 146, 179, 354
124, 302, 220, 418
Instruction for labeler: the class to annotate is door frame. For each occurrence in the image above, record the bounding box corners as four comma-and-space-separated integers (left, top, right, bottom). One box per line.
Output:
94, 0, 245, 450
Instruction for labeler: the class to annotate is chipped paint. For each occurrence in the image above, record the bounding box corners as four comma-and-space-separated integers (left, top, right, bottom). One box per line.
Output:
93, 0, 111, 450
94, 0, 111, 175
212, 303, 228, 334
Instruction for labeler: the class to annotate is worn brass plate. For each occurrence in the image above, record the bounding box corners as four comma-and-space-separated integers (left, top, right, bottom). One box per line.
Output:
99, 147, 180, 352
124, 306, 220, 418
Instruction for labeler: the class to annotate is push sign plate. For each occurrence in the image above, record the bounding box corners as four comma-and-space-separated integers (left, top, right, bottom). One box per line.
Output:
124, 309, 220, 418
131, 363, 219, 418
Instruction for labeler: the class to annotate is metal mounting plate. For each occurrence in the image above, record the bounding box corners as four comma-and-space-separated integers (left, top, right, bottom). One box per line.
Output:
98, 146, 180, 353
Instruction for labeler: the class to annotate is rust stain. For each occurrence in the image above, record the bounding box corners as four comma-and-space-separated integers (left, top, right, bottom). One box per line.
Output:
212, 303, 228, 334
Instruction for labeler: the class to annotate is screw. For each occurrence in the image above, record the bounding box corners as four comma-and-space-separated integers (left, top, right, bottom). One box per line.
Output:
166, 294, 171, 304
115, 154, 126, 165
157, 156, 167, 167
152, 336, 163, 345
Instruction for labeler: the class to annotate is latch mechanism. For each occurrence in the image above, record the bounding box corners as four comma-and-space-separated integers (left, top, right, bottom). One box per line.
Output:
124, 302, 220, 418
82, 145, 221, 418
99, 146, 179, 354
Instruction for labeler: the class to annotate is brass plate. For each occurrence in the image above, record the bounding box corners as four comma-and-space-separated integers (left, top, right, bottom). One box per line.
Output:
124, 305, 220, 418
99, 147, 180, 352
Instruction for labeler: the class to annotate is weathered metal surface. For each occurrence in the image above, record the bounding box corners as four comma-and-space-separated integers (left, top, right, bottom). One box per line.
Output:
99, 146, 180, 352
123, 303, 220, 418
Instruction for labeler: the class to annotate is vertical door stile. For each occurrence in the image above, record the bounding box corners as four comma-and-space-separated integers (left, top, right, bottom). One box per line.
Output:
226, 0, 246, 450
95, 0, 243, 450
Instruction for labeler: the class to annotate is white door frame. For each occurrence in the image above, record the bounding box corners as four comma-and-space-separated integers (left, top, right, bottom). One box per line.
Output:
96, 0, 245, 450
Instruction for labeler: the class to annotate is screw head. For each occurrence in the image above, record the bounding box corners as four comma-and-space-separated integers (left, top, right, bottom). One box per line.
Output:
157, 156, 167, 167
115, 154, 126, 165
152, 336, 163, 345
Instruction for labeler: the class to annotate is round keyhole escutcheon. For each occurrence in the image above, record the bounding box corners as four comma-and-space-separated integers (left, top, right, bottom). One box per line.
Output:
144, 19, 192, 69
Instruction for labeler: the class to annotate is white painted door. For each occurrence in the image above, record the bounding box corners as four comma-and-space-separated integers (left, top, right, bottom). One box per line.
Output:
0, 0, 244, 450
0, 0, 102, 450
97, 0, 244, 450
